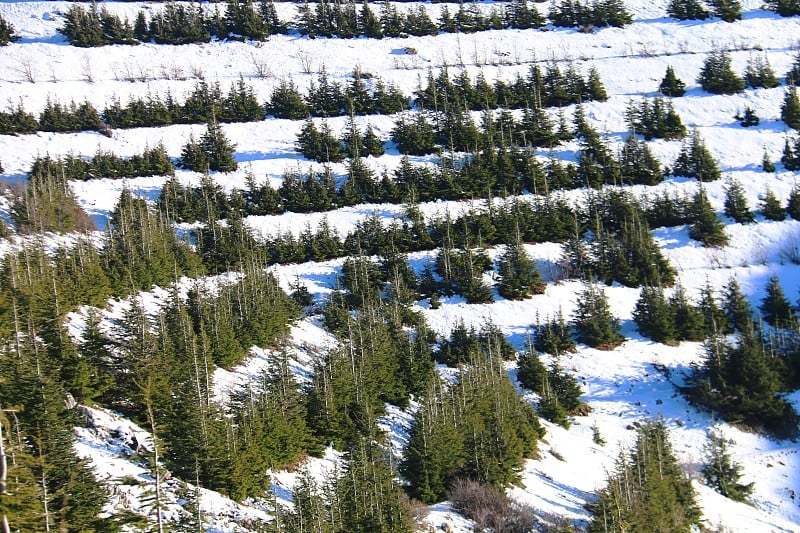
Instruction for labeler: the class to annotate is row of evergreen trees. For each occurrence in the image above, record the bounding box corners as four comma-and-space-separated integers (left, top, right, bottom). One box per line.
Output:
27, 146, 174, 183
0, 98, 106, 136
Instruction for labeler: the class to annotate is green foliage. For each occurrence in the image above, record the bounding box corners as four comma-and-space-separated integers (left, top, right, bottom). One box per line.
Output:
533, 312, 577, 356
689, 187, 728, 247
667, 0, 711, 19
0, 12, 21, 45
674, 130, 722, 182
401, 357, 543, 503
723, 178, 755, 223
781, 86, 800, 130
685, 330, 799, 438
743, 55, 779, 89
571, 282, 625, 349
701, 428, 754, 501
710, 0, 742, 21
766, 0, 800, 16
180, 120, 238, 172
59, 4, 136, 46
548, 0, 633, 27
760, 188, 786, 221
619, 134, 664, 185
736, 106, 760, 127
625, 97, 686, 141
759, 275, 794, 328
633, 286, 677, 344
518, 346, 584, 427
11, 159, 94, 234
0, 102, 38, 134
659, 65, 686, 97
38, 98, 106, 134
588, 418, 700, 533
497, 238, 545, 300
697, 50, 745, 94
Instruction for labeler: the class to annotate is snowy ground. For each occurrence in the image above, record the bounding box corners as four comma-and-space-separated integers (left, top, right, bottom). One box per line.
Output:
2, 0, 800, 531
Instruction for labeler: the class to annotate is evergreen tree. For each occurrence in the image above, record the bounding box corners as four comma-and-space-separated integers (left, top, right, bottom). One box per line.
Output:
736, 106, 760, 127
781, 86, 800, 130
760, 188, 786, 221
723, 177, 755, 223
787, 52, 800, 85
267, 78, 309, 119
659, 65, 686, 97
788, 186, 800, 219
533, 312, 577, 356
723, 278, 754, 334
670, 284, 707, 342
588, 418, 700, 532
633, 285, 676, 344
762, 150, 776, 173
689, 187, 729, 247
766, 0, 800, 16
673, 130, 722, 182
759, 275, 794, 327
496, 237, 545, 300
701, 428, 754, 501
0, 12, 20, 45
619, 134, 663, 185
698, 50, 745, 94
743, 54, 779, 89
571, 282, 625, 349
667, 0, 711, 19
710, 0, 742, 21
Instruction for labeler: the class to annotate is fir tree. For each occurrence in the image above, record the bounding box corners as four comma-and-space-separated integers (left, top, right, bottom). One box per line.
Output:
673, 130, 722, 182
533, 311, 577, 356
571, 282, 625, 349
760, 188, 786, 221
710, 0, 742, 21
689, 187, 729, 247
781, 86, 800, 130
759, 275, 794, 327
698, 49, 745, 94
667, 0, 711, 19
670, 284, 706, 342
743, 54, 779, 89
659, 65, 687, 97
766, 0, 800, 16
633, 285, 676, 344
0, 12, 20, 45
496, 237, 545, 300
588, 418, 700, 532
723, 177, 755, 223
723, 278, 754, 334
788, 186, 800, 219
762, 150, 776, 173
701, 428, 754, 501
736, 106, 759, 127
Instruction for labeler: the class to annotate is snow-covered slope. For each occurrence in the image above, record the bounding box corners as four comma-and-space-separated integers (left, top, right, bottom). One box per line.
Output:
2, 0, 800, 531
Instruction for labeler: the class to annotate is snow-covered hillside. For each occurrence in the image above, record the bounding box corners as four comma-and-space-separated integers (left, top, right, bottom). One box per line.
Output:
1, 0, 800, 531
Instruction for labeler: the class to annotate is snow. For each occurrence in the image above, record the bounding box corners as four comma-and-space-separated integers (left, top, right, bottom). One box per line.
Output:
3, 0, 800, 531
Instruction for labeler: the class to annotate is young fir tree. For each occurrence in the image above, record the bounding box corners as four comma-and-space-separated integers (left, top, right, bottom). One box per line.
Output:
723, 177, 755, 223
766, 0, 800, 16
723, 278, 754, 334
633, 285, 677, 344
788, 185, 800, 219
588, 418, 700, 533
673, 130, 722, 182
533, 311, 577, 356
698, 49, 745, 94
762, 149, 776, 173
496, 236, 545, 300
743, 54, 779, 89
710, 0, 742, 21
689, 187, 729, 247
571, 282, 625, 350
701, 428, 754, 502
760, 188, 786, 221
736, 106, 760, 127
759, 275, 794, 328
0, 12, 20, 45
781, 86, 800, 130
667, 0, 711, 19
659, 65, 687, 97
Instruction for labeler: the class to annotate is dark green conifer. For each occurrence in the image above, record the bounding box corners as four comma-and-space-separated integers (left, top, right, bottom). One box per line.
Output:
723, 177, 755, 223
760, 188, 786, 221
571, 282, 625, 349
701, 428, 754, 501
689, 187, 728, 247
659, 65, 686, 97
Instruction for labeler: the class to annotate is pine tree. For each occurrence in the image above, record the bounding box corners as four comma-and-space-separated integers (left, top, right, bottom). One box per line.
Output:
788, 186, 800, 219
762, 150, 776, 173
659, 65, 687, 97
689, 187, 728, 247
571, 282, 625, 349
781, 86, 800, 130
701, 428, 754, 501
723, 177, 755, 223
760, 188, 786, 221
766, 0, 800, 16
698, 49, 745, 94
736, 106, 759, 127
759, 275, 794, 327
533, 311, 577, 356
